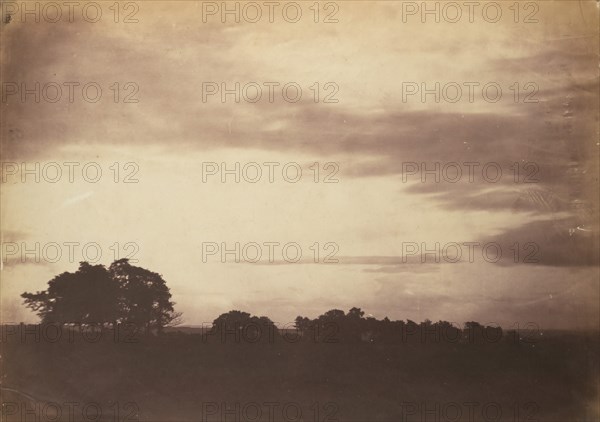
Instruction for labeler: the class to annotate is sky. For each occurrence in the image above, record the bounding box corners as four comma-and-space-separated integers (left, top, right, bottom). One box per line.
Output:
1, 0, 599, 329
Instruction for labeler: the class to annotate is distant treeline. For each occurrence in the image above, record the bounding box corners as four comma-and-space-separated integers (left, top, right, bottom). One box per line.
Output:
18, 260, 519, 345
205, 308, 508, 344
5, 307, 519, 345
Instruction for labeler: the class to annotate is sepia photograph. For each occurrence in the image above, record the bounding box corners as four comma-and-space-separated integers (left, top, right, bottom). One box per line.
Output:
1, 0, 599, 421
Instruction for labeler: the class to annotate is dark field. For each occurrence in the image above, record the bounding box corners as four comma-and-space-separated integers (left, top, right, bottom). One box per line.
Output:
1, 327, 598, 422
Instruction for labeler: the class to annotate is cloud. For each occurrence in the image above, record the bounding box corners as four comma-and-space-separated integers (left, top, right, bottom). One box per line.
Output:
482, 217, 600, 267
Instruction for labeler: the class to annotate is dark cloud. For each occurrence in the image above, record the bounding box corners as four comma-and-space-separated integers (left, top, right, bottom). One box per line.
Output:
403, 184, 571, 214
482, 217, 600, 267
0, 229, 55, 269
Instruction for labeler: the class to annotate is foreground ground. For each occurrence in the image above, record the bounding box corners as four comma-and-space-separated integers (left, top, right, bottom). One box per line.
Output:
1, 330, 598, 421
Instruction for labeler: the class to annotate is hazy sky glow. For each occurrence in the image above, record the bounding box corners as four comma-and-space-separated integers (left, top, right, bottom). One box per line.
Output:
1, 1, 598, 329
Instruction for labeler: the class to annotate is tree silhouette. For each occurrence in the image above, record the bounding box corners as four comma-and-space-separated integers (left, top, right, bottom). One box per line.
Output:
348, 307, 365, 319
109, 259, 180, 333
21, 259, 180, 333
291, 308, 502, 345
210, 310, 278, 343
22, 262, 119, 325
294, 316, 312, 331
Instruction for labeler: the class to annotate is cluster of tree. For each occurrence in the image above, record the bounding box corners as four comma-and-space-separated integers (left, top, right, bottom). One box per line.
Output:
21, 259, 180, 334
204, 308, 504, 344
294, 307, 504, 344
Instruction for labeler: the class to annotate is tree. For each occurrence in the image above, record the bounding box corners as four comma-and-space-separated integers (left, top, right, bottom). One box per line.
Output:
320, 309, 346, 320
109, 259, 180, 333
210, 310, 278, 343
211, 310, 253, 331
22, 262, 119, 325
22, 259, 180, 333
348, 307, 365, 319
294, 316, 312, 331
